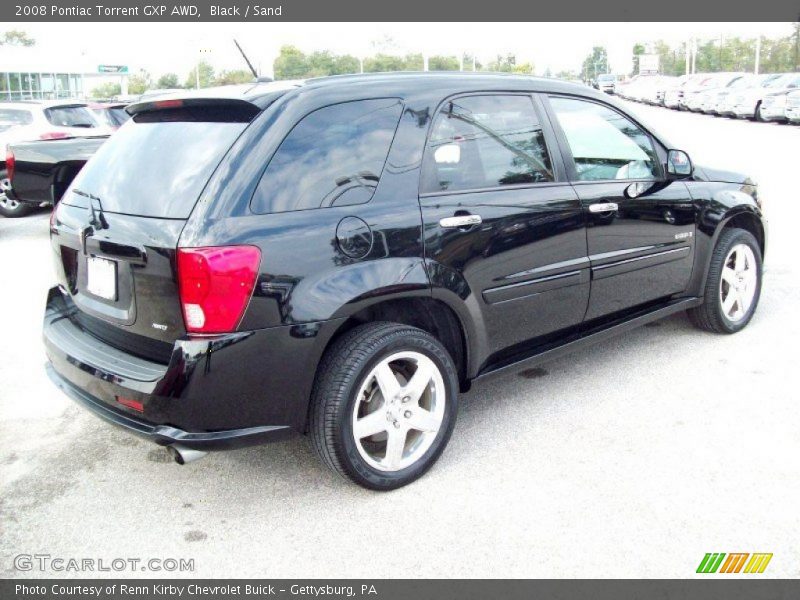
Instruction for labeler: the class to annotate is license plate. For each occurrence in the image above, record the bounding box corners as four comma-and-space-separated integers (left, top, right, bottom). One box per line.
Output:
86, 256, 117, 300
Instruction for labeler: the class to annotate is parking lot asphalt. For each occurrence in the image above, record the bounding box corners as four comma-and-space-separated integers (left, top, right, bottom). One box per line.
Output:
1, 103, 798, 579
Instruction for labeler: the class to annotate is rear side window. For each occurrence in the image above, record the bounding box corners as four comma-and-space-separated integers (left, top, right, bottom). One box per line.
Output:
67, 109, 249, 218
44, 106, 98, 128
251, 98, 403, 214
420, 95, 553, 194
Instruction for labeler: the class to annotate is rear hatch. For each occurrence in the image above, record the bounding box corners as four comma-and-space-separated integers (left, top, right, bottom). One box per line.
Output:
51, 98, 260, 362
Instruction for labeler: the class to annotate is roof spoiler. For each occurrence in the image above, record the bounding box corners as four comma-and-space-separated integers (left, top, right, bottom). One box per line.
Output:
126, 97, 261, 121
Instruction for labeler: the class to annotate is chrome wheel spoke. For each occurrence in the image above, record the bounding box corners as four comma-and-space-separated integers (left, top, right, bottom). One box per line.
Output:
353, 410, 388, 439
734, 248, 746, 272
401, 357, 435, 403
373, 362, 401, 401
384, 427, 407, 470
722, 289, 737, 313
721, 267, 737, 286
406, 407, 441, 433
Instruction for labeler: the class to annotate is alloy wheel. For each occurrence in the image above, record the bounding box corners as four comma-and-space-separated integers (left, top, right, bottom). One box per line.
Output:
352, 351, 446, 472
719, 243, 757, 322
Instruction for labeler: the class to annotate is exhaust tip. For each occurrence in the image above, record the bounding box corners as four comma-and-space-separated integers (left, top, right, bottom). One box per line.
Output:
167, 444, 207, 465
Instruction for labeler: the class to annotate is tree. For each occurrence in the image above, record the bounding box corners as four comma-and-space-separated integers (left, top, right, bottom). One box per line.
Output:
91, 82, 121, 99
156, 73, 180, 89
273, 45, 310, 79
632, 43, 646, 75
185, 61, 215, 89
428, 55, 460, 71
215, 69, 254, 85
128, 71, 152, 95
0, 30, 35, 46
582, 46, 608, 81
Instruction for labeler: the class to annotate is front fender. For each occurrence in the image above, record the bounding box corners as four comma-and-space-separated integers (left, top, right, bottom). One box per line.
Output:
686, 180, 764, 297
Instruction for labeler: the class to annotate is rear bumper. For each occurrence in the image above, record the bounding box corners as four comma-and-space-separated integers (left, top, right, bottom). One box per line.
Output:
46, 363, 289, 450
43, 287, 341, 449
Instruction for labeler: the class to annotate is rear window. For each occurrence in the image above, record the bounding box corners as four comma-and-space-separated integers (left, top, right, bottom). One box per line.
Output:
250, 98, 403, 214
45, 106, 99, 128
0, 108, 33, 127
67, 112, 248, 218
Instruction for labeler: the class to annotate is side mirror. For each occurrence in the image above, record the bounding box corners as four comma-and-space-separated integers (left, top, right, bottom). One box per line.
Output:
667, 149, 693, 178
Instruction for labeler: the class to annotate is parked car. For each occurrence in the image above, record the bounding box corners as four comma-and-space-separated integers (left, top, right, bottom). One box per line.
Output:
754, 73, 800, 122
594, 73, 617, 94
1, 101, 111, 217
686, 73, 746, 112
727, 73, 800, 120
616, 74, 660, 101
5, 135, 109, 217
716, 74, 781, 117
785, 90, 800, 123
679, 75, 718, 110
43, 74, 766, 490
663, 74, 705, 109
639, 75, 677, 105
88, 102, 130, 130
699, 73, 751, 115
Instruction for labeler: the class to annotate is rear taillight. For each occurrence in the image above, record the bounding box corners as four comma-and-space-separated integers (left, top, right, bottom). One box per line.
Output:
40, 132, 70, 140
177, 246, 261, 334
5, 148, 15, 181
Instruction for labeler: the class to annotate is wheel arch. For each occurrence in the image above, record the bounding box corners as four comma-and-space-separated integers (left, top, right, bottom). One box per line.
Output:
694, 206, 766, 298
302, 295, 473, 433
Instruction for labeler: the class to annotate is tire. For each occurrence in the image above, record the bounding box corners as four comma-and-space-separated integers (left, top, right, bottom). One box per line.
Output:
310, 322, 459, 491
754, 102, 764, 122
688, 228, 762, 334
0, 170, 35, 218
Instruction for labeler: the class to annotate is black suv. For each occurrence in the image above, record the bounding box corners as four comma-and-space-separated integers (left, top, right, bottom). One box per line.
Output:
44, 74, 766, 490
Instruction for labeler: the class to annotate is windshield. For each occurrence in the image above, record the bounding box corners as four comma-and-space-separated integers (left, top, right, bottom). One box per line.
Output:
765, 74, 800, 88
597, 74, 615, 82
66, 114, 248, 218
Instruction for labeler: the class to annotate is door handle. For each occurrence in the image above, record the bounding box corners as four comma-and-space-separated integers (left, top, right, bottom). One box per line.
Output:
440, 214, 483, 228
589, 202, 619, 214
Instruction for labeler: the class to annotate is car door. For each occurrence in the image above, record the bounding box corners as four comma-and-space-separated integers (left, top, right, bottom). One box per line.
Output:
544, 95, 697, 321
420, 93, 589, 360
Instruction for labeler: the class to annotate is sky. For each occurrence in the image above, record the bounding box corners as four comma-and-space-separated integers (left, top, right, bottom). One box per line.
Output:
7, 22, 797, 79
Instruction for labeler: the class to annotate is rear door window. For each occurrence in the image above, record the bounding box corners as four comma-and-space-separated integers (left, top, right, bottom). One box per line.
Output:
44, 105, 99, 128
420, 95, 553, 193
250, 98, 403, 214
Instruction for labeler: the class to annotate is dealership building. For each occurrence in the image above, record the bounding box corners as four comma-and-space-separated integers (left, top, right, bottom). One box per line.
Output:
0, 46, 131, 101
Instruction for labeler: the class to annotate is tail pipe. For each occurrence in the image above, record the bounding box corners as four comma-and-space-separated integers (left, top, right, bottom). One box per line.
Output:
167, 444, 208, 465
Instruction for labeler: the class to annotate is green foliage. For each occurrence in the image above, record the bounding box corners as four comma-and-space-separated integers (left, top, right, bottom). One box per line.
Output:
0, 30, 35, 46
364, 53, 423, 72
273, 45, 363, 79
90, 82, 122, 99
185, 61, 215, 89
128, 71, 151, 95
582, 46, 609, 80
215, 69, 254, 85
428, 55, 460, 71
631, 29, 800, 77
156, 73, 180, 89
